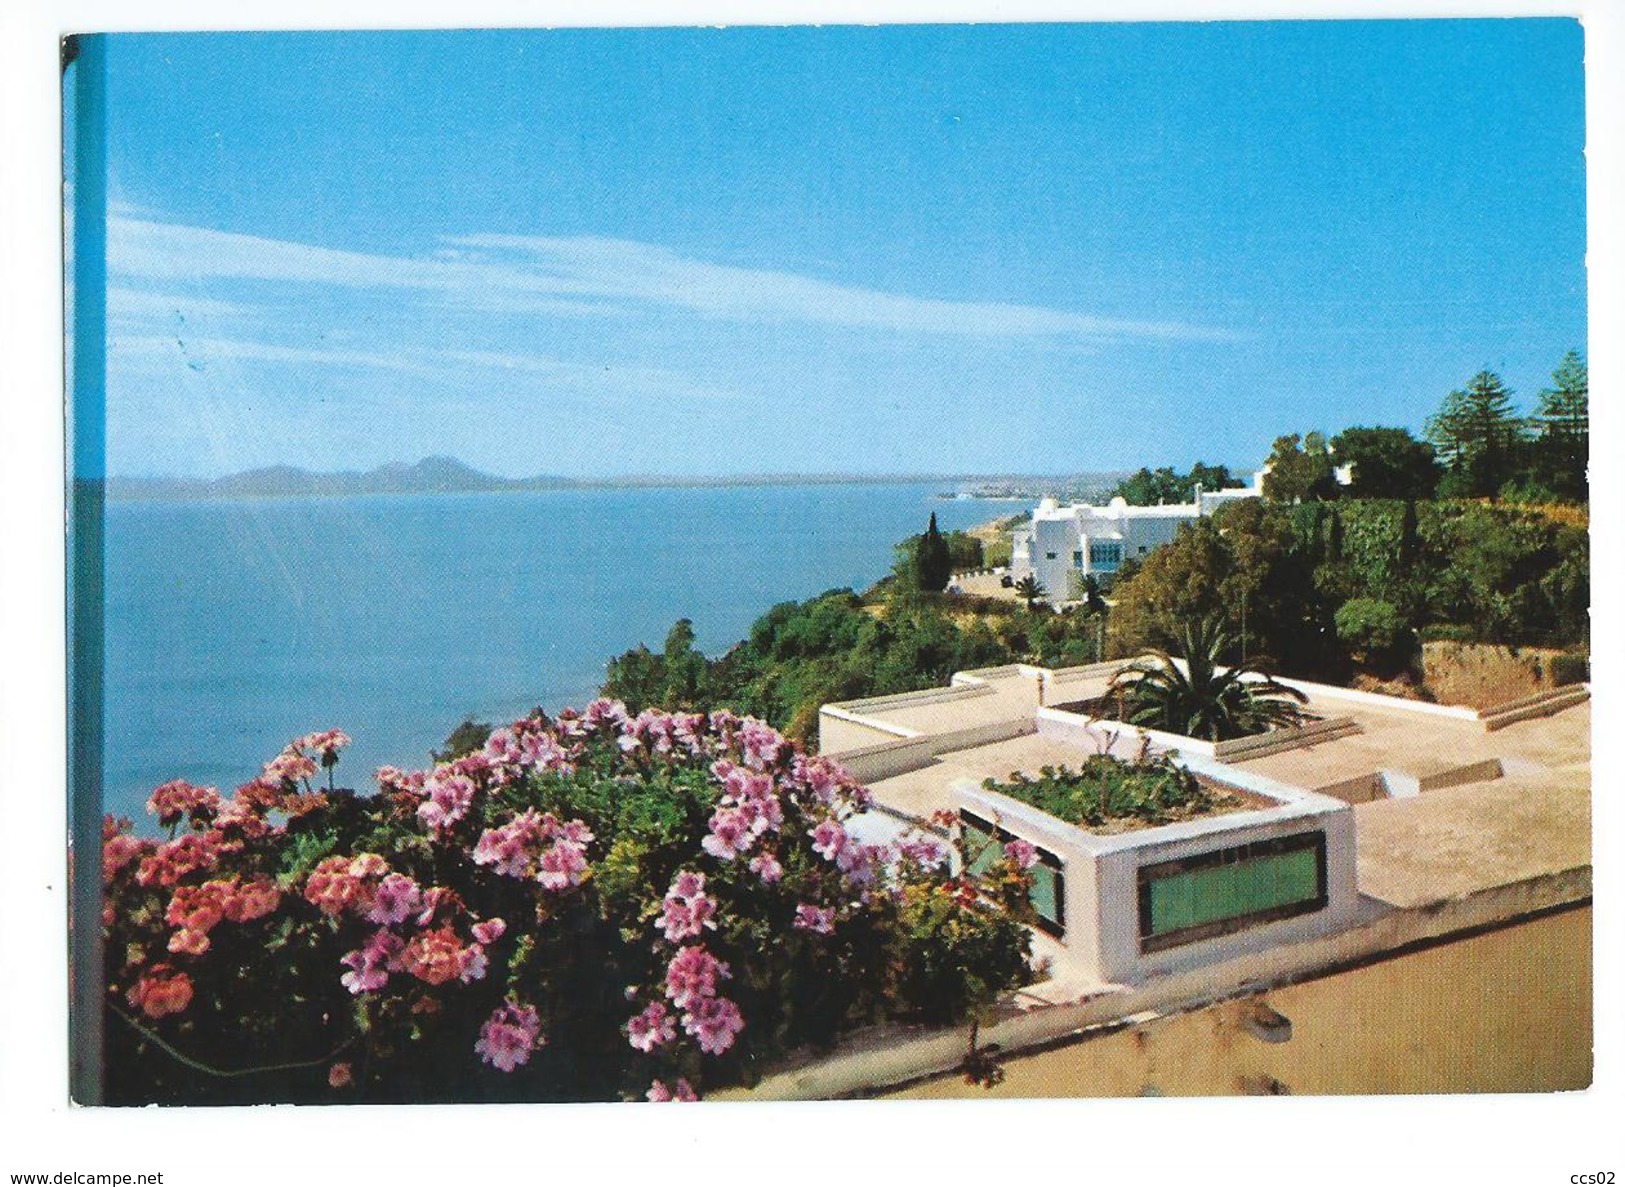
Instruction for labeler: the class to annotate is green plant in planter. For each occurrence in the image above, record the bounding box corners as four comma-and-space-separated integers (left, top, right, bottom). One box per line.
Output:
1105, 618, 1311, 742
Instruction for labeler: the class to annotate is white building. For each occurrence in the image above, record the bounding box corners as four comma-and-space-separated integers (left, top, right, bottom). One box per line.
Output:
1010, 462, 1353, 600
1010, 476, 1262, 599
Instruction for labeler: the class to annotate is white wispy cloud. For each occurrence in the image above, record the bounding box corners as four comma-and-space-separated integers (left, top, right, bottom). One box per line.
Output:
108, 215, 1236, 343
110, 334, 740, 402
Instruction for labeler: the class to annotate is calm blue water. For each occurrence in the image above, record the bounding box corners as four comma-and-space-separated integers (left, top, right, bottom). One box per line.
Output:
104, 484, 1012, 825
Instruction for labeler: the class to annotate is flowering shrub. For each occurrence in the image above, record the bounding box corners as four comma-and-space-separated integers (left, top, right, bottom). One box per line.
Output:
102, 708, 1032, 1104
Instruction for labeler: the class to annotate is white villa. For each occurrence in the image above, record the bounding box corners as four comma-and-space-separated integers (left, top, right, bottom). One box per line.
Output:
1010, 462, 1351, 599
1010, 476, 1262, 598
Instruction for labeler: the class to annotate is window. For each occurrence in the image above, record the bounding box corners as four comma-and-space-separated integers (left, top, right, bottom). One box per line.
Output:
1088, 541, 1123, 569
1136, 831, 1327, 953
1072, 550, 1084, 569
960, 810, 1065, 937
1138, 545, 1149, 555
1044, 551, 1057, 560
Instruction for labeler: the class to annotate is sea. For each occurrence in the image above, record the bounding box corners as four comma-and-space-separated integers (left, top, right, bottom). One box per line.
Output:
102, 483, 1018, 827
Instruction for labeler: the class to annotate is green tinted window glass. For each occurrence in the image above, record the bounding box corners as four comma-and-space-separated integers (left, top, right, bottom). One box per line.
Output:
1029, 864, 1061, 928
1147, 846, 1320, 936
961, 819, 1000, 879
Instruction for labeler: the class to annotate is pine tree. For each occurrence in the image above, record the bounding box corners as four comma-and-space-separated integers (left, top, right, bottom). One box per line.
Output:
1533, 351, 1588, 500
1426, 370, 1527, 498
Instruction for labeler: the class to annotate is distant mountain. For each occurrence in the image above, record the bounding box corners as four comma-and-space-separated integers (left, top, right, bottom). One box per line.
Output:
110, 457, 552, 501
105, 459, 1131, 501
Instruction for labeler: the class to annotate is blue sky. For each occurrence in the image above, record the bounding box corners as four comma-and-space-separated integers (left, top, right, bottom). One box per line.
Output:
96, 21, 1586, 479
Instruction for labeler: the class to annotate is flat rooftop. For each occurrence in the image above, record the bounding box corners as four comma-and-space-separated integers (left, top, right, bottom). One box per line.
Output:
828, 669, 1590, 916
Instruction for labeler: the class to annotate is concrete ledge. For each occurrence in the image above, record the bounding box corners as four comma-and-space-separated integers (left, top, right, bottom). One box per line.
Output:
1418, 757, 1503, 792
1212, 716, 1362, 761
721, 866, 1591, 1101
835, 683, 997, 715
829, 718, 1038, 785
953, 665, 1025, 685
1482, 686, 1590, 731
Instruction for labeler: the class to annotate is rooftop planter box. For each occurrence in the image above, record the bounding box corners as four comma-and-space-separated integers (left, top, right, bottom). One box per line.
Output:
950, 755, 1358, 985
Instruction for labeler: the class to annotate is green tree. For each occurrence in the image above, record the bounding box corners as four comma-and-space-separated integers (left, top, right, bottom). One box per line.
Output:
1426, 370, 1528, 499
914, 513, 953, 592
1103, 619, 1311, 742
1111, 462, 1241, 506
1012, 574, 1047, 611
1329, 426, 1440, 500
1260, 432, 1338, 503
1532, 351, 1588, 501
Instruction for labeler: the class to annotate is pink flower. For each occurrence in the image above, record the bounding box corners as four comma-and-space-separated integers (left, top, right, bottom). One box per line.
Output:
102, 831, 151, 881
809, 819, 847, 862
664, 945, 729, 1010
301, 729, 351, 765
339, 928, 403, 995
626, 1001, 677, 1052
646, 1078, 698, 1102
793, 903, 836, 935
1003, 839, 1038, 871
328, 1062, 353, 1089
264, 748, 318, 786
127, 965, 193, 1019
681, 995, 745, 1056
519, 730, 573, 774
223, 876, 281, 922
584, 698, 630, 731
536, 839, 590, 891
737, 719, 786, 772
475, 1001, 544, 1073
459, 943, 489, 984
471, 917, 506, 945
790, 755, 843, 804
303, 855, 374, 917
366, 873, 424, 925
898, 835, 948, 868
416, 772, 475, 831
135, 831, 224, 888
146, 779, 221, 826
657, 871, 718, 942
701, 806, 755, 860
398, 926, 473, 986
837, 842, 889, 888
748, 851, 784, 884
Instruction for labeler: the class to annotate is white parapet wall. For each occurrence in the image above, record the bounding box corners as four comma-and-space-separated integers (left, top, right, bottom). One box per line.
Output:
956, 760, 1357, 986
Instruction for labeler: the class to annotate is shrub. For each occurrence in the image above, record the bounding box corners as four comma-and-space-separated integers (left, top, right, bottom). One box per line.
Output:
1334, 597, 1413, 666
981, 754, 1228, 831
1550, 652, 1589, 687
102, 708, 1031, 1105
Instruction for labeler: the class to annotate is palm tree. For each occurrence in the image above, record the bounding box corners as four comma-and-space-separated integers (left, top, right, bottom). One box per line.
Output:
1104, 618, 1311, 741
1013, 574, 1047, 611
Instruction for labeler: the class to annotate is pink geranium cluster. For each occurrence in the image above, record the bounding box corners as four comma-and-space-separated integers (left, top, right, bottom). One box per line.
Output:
701, 760, 784, 861
1003, 839, 1039, 871
645, 1077, 698, 1102
304, 853, 389, 917
417, 770, 476, 830
126, 964, 193, 1020
655, 871, 718, 942
135, 831, 228, 889
626, 1000, 677, 1053
164, 875, 280, 954
475, 1001, 544, 1072
662, 945, 744, 1056
146, 779, 221, 828
471, 810, 593, 890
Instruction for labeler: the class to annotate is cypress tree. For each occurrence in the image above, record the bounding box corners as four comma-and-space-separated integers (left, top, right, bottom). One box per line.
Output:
915, 513, 952, 592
